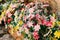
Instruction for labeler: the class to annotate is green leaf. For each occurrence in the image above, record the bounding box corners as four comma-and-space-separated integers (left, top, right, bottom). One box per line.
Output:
51, 27, 57, 37
29, 27, 34, 32
58, 38, 60, 40
31, 35, 34, 40
11, 15, 15, 21
46, 37, 50, 40
40, 25, 47, 32
6, 0, 12, 2
24, 34, 28, 38
0, 5, 3, 11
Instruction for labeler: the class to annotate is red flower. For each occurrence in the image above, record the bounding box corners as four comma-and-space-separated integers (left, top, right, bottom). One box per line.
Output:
33, 31, 39, 40
42, 20, 47, 25
46, 21, 52, 27
7, 18, 12, 24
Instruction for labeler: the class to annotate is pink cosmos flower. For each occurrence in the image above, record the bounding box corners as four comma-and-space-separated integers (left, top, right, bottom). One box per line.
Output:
29, 14, 35, 20
33, 31, 39, 40
28, 14, 34, 18
6, 10, 12, 17
11, 4, 17, 8
23, 23, 27, 27
27, 21, 33, 27
23, 16, 27, 21
34, 24, 40, 31
26, 4, 30, 8
35, 13, 40, 20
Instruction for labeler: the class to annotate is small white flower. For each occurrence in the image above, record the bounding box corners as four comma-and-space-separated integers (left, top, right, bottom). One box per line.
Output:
50, 16, 56, 22
43, 4, 49, 7
30, 2, 34, 6
19, 27, 24, 32
29, 8, 34, 14
25, 28, 29, 34
27, 14, 35, 19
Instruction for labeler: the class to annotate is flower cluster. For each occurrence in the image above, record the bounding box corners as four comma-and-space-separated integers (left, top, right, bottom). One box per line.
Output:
0, 0, 60, 40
